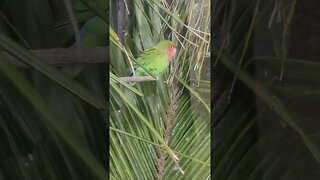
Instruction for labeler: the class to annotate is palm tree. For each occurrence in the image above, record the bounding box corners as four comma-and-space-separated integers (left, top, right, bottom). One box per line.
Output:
110, 0, 210, 179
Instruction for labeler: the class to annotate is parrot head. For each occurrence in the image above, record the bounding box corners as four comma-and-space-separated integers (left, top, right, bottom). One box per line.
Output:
156, 40, 176, 63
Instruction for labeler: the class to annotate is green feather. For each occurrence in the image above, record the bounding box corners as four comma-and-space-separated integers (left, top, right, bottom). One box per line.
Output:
134, 40, 174, 76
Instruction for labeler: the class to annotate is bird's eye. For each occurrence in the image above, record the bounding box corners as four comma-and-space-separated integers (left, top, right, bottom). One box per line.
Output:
170, 45, 174, 49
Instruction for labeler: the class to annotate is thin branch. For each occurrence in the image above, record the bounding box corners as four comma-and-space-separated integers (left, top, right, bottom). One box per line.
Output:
119, 76, 158, 82
5, 47, 108, 68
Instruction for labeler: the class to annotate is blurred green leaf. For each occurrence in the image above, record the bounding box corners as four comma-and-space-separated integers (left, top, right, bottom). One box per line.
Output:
0, 33, 107, 110
0, 52, 107, 179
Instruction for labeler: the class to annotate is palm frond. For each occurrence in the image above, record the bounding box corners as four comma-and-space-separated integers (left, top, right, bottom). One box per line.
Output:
110, 0, 210, 179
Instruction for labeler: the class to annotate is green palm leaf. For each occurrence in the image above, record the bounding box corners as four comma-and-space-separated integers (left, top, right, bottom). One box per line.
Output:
110, 0, 210, 179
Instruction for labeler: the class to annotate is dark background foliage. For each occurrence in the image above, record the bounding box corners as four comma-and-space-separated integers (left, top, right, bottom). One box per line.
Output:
0, 0, 107, 179
213, 0, 320, 179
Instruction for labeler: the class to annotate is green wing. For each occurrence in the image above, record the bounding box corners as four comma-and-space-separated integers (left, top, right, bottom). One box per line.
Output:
133, 47, 156, 67
133, 46, 166, 76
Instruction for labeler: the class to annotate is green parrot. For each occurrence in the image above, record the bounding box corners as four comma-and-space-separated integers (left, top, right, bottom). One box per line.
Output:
133, 40, 176, 76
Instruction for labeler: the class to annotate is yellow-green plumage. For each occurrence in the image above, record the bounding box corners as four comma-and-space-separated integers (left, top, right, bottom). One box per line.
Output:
134, 40, 176, 76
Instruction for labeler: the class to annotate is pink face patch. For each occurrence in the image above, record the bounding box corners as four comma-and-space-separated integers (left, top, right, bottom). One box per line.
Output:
168, 44, 175, 62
